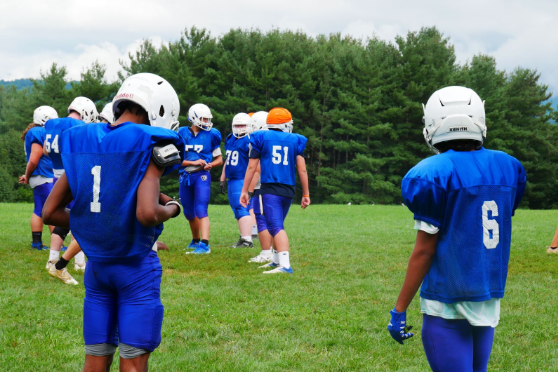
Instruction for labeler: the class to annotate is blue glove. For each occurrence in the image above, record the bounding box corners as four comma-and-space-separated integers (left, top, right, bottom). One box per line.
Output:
387, 308, 414, 345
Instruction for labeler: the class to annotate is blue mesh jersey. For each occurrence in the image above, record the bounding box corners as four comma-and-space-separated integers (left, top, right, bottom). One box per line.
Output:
177, 127, 222, 173
44, 117, 86, 170
60, 122, 185, 263
401, 147, 527, 303
24, 126, 53, 178
224, 134, 250, 180
249, 130, 307, 186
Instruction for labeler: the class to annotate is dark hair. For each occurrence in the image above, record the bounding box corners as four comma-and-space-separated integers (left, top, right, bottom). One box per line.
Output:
434, 139, 482, 153
21, 123, 40, 141
113, 101, 148, 123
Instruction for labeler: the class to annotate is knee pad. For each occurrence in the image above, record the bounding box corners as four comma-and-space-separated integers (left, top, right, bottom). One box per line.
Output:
119, 343, 149, 359
52, 227, 70, 240
85, 343, 117, 357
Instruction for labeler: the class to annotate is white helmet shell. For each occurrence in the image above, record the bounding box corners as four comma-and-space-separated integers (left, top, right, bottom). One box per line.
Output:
33, 106, 58, 126
68, 96, 98, 123
188, 103, 213, 131
113, 73, 180, 131
250, 111, 269, 132
231, 113, 252, 138
423, 86, 486, 153
99, 102, 114, 123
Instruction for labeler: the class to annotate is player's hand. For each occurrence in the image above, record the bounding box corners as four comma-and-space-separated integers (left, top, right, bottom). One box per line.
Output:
19, 175, 28, 184
156, 241, 169, 251
204, 163, 213, 171
240, 192, 249, 208
220, 181, 227, 195
387, 308, 414, 345
301, 196, 310, 209
192, 159, 206, 167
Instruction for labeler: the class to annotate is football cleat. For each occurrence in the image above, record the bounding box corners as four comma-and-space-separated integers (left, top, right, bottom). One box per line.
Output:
186, 240, 199, 250
46, 260, 55, 270
248, 253, 273, 263
74, 261, 86, 272
186, 242, 210, 255
546, 246, 558, 254
258, 262, 279, 269
262, 266, 293, 274
231, 238, 254, 248
252, 233, 259, 240
49, 266, 79, 285
31, 242, 48, 251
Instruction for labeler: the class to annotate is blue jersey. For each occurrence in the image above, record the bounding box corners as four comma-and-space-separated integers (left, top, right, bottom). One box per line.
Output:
401, 148, 526, 303
24, 126, 53, 178
178, 127, 221, 173
224, 134, 250, 180
249, 130, 307, 186
44, 117, 85, 170
60, 122, 185, 263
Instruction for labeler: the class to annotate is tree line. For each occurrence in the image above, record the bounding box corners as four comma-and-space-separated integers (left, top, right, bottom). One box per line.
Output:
1, 26, 557, 208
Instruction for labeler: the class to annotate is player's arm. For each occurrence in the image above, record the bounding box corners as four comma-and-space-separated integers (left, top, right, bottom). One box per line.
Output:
137, 159, 181, 227
181, 158, 206, 167
219, 162, 227, 194
394, 230, 438, 312
42, 173, 73, 228
247, 163, 260, 194
204, 154, 223, 171
296, 155, 310, 209
20, 143, 43, 185
240, 158, 259, 207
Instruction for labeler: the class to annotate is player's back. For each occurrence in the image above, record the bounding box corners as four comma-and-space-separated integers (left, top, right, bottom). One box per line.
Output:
44, 117, 85, 171
24, 126, 53, 178
225, 134, 250, 179
402, 148, 526, 303
61, 122, 184, 263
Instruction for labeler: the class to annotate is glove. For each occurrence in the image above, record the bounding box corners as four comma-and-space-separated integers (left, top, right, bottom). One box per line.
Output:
220, 181, 227, 195
387, 308, 414, 345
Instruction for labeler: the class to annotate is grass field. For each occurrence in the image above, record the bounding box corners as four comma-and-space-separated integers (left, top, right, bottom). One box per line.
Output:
1, 203, 558, 371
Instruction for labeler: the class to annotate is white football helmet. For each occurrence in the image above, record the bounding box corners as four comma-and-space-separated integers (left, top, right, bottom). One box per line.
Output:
423, 86, 486, 154
231, 113, 252, 138
113, 73, 180, 131
33, 106, 58, 126
250, 111, 269, 132
68, 97, 98, 124
99, 102, 114, 123
188, 103, 213, 131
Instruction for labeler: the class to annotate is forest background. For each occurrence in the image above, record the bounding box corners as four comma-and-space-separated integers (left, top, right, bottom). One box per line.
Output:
1, 26, 556, 208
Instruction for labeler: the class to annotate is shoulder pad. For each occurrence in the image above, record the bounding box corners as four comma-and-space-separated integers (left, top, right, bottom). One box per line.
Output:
152, 142, 182, 167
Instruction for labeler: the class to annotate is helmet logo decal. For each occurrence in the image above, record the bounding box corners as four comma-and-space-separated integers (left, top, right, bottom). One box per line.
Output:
449, 126, 468, 132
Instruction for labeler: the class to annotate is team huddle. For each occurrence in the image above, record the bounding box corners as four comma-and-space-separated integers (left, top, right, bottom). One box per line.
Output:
20, 72, 525, 372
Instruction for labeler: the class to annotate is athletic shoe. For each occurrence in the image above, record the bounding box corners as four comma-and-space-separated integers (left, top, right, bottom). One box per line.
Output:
186, 242, 210, 255
262, 266, 293, 274
31, 242, 48, 251
248, 253, 273, 263
251, 233, 259, 240
231, 238, 254, 248
546, 246, 558, 254
48, 263, 79, 285
186, 240, 199, 250
46, 260, 55, 270
74, 261, 86, 272
258, 262, 279, 269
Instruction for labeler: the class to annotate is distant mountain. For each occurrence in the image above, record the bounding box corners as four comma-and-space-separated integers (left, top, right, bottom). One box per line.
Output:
0, 78, 72, 90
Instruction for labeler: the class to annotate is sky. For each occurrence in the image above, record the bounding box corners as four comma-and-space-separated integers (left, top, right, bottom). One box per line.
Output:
1, 0, 557, 98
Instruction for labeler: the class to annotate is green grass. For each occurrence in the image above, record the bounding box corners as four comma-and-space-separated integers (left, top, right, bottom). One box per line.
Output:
1, 203, 557, 371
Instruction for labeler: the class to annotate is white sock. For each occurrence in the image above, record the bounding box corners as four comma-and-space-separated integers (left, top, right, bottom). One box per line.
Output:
251, 225, 258, 235
261, 249, 271, 257
49, 250, 60, 262
272, 248, 279, 264
75, 251, 85, 265
241, 235, 252, 242
278, 251, 290, 269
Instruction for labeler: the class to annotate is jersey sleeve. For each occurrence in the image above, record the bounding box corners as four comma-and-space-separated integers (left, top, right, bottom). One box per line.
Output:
249, 132, 262, 159
401, 171, 447, 228
297, 135, 308, 157
512, 159, 527, 214
211, 129, 222, 152
29, 128, 44, 145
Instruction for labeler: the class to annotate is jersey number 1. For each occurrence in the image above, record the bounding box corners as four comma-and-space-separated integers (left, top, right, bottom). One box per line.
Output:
482, 201, 499, 249
91, 166, 101, 213
272, 146, 289, 165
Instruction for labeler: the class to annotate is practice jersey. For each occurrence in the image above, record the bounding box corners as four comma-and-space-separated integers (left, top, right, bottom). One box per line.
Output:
401, 147, 526, 303
44, 117, 86, 170
24, 126, 53, 178
178, 127, 221, 173
60, 122, 185, 263
249, 130, 307, 186
224, 134, 250, 180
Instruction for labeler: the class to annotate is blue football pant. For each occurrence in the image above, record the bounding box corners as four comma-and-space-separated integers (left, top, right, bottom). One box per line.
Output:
83, 251, 164, 352
179, 171, 211, 221
227, 178, 252, 220
422, 314, 495, 372
33, 182, 53, 217
252, 191, 268, 233
261, 194, 292, 237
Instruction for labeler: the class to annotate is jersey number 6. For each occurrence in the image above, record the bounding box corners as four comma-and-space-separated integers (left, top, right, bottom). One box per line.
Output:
482, 201, 499, 249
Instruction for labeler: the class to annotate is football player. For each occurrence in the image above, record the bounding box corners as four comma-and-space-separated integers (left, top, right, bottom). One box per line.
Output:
387, 86, 526, 372
19, 106, 57, 250
43, 97, 97, 272
43, 73, 184, 372
547, 227, 558, 253
178, 103, 223, 254
220, 113, 255, 248
99, 102, 114, 124
240, 108, 310, 274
